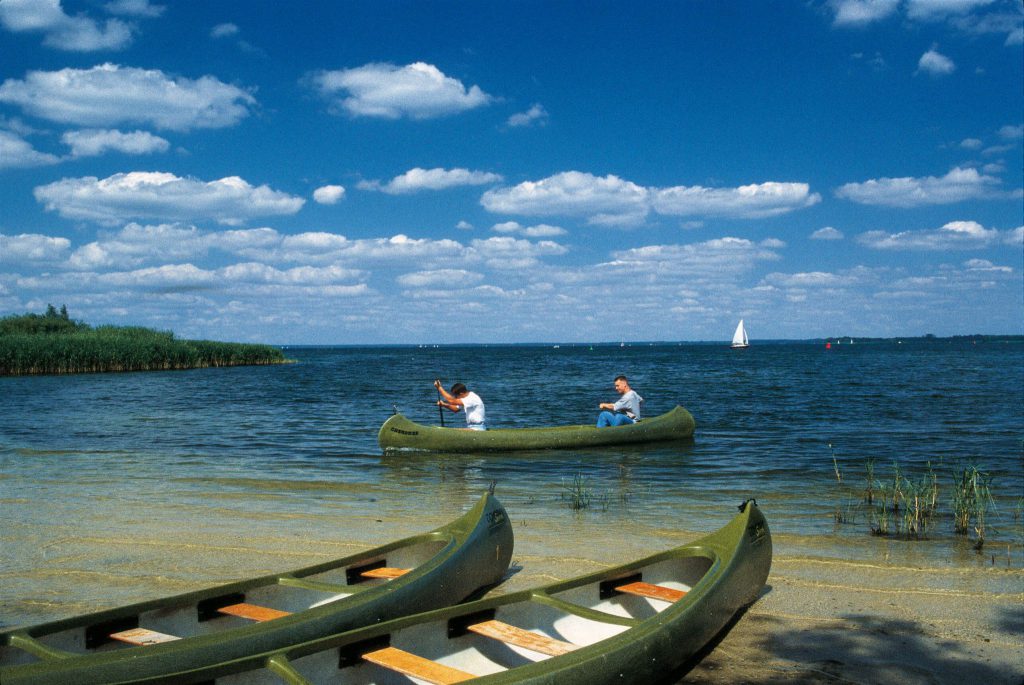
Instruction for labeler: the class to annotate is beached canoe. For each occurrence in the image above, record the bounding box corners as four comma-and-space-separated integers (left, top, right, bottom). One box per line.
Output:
0, 493, 514, 685
120, 499, 770, 684
379, 405, 696, 452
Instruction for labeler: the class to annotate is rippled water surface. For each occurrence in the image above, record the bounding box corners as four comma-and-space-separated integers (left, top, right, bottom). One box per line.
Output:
2, 341, 1022, 627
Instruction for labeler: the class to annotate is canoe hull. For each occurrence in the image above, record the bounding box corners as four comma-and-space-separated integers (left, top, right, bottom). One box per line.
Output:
143, 501, 770, 684
379, 405, 696, 452
0, 494, 513, 685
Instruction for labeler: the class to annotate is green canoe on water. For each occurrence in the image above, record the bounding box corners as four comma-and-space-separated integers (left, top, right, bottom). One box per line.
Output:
378, 405, 696, 453
104, 500, 770, 684
0, 494, 514, 685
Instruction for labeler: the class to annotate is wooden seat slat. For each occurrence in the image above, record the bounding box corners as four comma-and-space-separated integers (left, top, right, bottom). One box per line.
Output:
362, 646, 475, 684
468, 619, 577, 656
359, 567, 409, 579
109, 628, 180, 645
615, 581, 687, 603
217, 602, 291, 622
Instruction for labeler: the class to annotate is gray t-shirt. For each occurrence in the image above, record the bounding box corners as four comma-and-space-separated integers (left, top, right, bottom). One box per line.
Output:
613, 390, 643, 420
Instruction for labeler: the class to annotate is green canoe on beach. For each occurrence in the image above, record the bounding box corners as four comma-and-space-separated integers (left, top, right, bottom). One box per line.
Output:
105, 500, 770, 684
378, 405, 696, 452
0, 493, 513, 685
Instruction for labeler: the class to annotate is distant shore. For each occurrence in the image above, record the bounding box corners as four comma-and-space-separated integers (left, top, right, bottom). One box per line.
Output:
0, 307, 291, 376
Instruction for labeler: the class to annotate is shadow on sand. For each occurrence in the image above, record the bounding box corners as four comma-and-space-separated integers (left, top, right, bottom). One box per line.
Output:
668, 590, 1022, 684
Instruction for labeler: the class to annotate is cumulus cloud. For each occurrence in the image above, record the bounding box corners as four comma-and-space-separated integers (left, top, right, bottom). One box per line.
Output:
604, 237, 782, 279
0, 64, 256, 130
811, 227, 845, 240
0, 129, 60, 168
312, 185, 346, 204
506, 104, 549, 128
308, 62, 492, 119
653, 181, 821, 219
0, 232, 71, 263
469, 236, 568, 270
482, 172, 820, 225
34, 172, 305, 225
62, 128, 169, 157
359, 167, 503, 194
835, 167, 1003, 207
481, 171, 650, 226
491, 221, 567, 237
829, 0, 900, 26
856, 220, 1010, 249
917, 45, 956, 76
0, 0, 134, 51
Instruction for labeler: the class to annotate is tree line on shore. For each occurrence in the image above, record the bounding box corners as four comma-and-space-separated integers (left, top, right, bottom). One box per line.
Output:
0, 305, 289, 376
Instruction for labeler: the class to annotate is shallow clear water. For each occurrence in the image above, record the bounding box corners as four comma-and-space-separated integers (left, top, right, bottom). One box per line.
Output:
1, 341, 1022, 627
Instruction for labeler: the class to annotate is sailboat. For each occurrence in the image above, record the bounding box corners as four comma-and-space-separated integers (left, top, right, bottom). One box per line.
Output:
731, 319, 749, 349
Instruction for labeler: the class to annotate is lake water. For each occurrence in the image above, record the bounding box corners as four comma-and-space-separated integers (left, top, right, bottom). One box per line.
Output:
2, 340, 1022, 628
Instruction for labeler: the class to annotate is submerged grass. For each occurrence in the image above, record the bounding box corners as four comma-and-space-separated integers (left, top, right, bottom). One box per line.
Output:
832, 448, 1003, 550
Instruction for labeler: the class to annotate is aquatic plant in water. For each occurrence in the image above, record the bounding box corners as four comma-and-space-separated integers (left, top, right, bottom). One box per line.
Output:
561, 472, 592, 510
952, 464, 995, 550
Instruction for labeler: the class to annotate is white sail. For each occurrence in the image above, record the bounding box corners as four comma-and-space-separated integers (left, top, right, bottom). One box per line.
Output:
731, 320, 749, 348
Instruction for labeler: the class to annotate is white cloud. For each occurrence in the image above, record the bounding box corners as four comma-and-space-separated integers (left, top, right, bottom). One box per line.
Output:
811, 227, 845, 240
62, 128, 169, 157
0, 129, 60, 168
0, 233, 71, 263
906, 0, 995, 21
917, 45, 956, 76
835, 167, 1002, 207
506, 104, 549, 128
998, 124, 1023, 140
397, 269, 484, 287
456, 220, 474, 230
104, 0, 165, 17
0, 64, 255, 130
605, 237, 782, 279
312, 185, 346, 204
360, 167, 502, 194
963, 258, 1012, 273
481, 171, 650, 226
959, 137, 983, 150
491, 221, 567, 237
653, 181, 821, 219
482, 172, 820, 225
829, 0, 899, 26
857, 220, 1009, 249
34, 172, 305, 225
0, 0, 133, 51
210, 22, 239, 38
309, 62, 492, 119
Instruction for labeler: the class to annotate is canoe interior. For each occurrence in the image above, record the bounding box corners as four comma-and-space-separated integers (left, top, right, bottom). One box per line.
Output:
0, 536, 448, 667
214, 553, 718, 684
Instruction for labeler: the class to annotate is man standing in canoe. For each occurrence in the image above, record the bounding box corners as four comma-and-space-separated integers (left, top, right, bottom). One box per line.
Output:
435, 379, 487, 430
597, 375, 643, 427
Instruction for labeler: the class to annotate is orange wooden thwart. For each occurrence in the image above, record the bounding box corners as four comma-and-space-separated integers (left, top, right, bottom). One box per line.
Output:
359, 567, 410, 579
615, 581, 687, 603
467, 619, 577, 656
362, 646, 475, 684
217, 603, 291, 622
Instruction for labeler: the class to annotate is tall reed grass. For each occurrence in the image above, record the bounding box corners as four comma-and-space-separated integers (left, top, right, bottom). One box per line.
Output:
0, 308, 288, 375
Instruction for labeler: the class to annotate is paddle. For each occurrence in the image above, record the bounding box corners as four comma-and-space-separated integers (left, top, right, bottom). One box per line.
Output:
435, 380, 445, 427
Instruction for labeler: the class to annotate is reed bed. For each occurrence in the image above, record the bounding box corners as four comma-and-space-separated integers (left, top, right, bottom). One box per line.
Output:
0, 308, 288, 376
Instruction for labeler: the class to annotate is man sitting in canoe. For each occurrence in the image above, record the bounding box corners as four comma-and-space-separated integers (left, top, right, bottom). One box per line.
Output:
435, 379, 487, 430
597, 375, 643, 427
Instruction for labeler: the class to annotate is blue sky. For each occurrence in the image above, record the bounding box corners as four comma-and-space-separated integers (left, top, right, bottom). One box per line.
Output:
1, 0, 1021, 344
